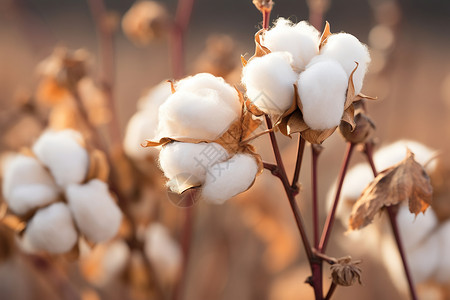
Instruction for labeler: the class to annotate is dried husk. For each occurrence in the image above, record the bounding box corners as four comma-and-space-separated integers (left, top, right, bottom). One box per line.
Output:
330, 256, 362, 286
348, 150, 433, 230
241, 29, 271, 67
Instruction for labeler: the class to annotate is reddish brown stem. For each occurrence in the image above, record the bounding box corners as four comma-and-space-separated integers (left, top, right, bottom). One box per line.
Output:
262, 9, 271, 29
325, 282, 337, 300
291, 136, 306, 194
311, 145, 321, 248
319, 142, 355, 253
364, 143, 418, 300
171, 0, 195, 79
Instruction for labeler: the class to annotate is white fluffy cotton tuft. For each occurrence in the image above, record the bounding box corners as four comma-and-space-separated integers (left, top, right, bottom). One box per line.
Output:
65, 179, 122, 243
159, 142, 230, 193
202, 153, 258, 204
320, 33, 371, 95
434, 221, 450, 283
297, 60, 348, 130
32, 130, 89, 188
144, 223, 182, 284
22, 202, 78, 254
2, 154, 59, 215
242, 52, 298, 115
263, 18, 320, 71
158, 90, 239, 140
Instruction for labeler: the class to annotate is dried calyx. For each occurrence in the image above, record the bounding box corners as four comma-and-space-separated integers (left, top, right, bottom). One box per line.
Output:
330, 256, 362, 286
339, 102, 376, 144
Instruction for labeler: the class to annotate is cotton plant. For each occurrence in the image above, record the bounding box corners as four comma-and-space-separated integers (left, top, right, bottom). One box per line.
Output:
1, 129, 122, 254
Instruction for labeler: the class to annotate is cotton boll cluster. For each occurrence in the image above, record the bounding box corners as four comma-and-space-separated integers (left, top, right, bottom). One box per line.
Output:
157, 73, 241, 141
144, 223, 182, 284
1, 129, 122, 254
242, 18, 370, 131
124, 81, 171, 161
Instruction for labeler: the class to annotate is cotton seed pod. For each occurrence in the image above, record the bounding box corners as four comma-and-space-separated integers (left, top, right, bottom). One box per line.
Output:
434, 221, 450, 283
396, 205, 438, 252
339, 110, 375, 144
65, 179, 122, 243
262, 18, 320, 71
157, 90, 239, 141
21, 202, 78, 254
201, 153, 258, 204
144, 223, 182, 284
159, 142, 230, 193
175, 73, 241, 116
32, 130, 89, 188
330, 256, 362, 286
2, 154, 59, 216
320, 33, 371, 95
122, 1, 171, 45
242, 52, 298, 116
297, 59, 348, 130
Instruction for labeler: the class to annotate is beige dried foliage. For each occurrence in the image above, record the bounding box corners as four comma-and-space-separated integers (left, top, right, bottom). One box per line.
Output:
86, 149, 110, 183
194, 35, 237, 78
330, 256, 362, 286
340, 105, 376, 144
429, 156, 450, 221
349, 150, 433, 230
241, 29, 271, 67
122, 1, 171, 46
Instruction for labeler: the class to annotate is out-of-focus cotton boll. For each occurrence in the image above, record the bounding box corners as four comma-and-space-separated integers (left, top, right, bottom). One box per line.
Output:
434, 221, 450, 283
242, 52, 298, 115
137, 81, 172, 112
202, 154, 258, 204
2, 154, 58, 215
32, 130, 89, 188
159, 142, 229, 193
175, 73, 241, 115
406, 234, 440, 284
262, 18, 320, 71
144, 223, 182, 284
320, 33, 370, 95
158, 90, 239, 140
396, 205, 438, 252
124, 110, 160, 160
22, 202, 78, 254
373, 140, 437, 173
66, 179, 122, 243
297, 60, 348, 130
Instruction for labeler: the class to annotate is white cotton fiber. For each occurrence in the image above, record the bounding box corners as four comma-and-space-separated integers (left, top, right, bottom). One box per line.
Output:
263, 18, 320, 71
201, 153, 258, 204
242, 52, 298, 115
22, 202, 78, 254
158, 90, 239, 140
434, 221, 450, 283
406, 233, 440, 284
144, 223, 182, 284
32, 130, 89, 188
297, 60, 348, 130
320, 33, 371, 95
373, 140, 437, 173
159, 142, 230, 193
2, 154, 59, 215
124, 110, 160, 160
396, 205, 438, 252
137, 81, 172, 112
65, 179, 122, 243
175, 73, 241, 115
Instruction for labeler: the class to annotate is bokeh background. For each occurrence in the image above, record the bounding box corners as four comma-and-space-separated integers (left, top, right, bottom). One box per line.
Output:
1, 0, 450, 299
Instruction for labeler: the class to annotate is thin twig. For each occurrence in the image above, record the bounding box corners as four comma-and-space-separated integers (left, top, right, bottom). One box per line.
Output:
291, 136, 306, 194
364, 142, 418, 300
311, 145, 321, 248
324, 282, 337, 300
319, 142, 355, 253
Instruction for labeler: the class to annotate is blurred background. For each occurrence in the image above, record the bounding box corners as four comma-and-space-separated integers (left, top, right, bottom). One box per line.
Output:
0, 0, 450, 299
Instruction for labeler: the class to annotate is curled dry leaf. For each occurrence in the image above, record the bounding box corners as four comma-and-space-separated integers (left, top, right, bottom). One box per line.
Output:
340, 106, 376, 144
241, 30, 271, 66
319, 21, 331, 50
348, 150, 433, 230
330, 256, 362, 287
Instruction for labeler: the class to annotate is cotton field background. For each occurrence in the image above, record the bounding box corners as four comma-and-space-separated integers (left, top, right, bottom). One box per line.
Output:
1, 0, 450, 300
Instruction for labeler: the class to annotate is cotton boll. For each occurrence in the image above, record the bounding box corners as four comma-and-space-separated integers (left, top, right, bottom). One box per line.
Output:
32, 130, 89, 188
137, 81, 172, 112
2, 154, 58, 215
242, 52, 298, 115
297, 60, 348, 130
396, 205, 438, 252
22, 202, 78, 254
158, 90, 239, 140
144, 223, 182, 284
124, 110, 160, 160
434, 221, 450, 283
406, 233, 440, 284
374, 140, 437, 173
262, 18, 320, 71
175, 73, 241, 115
320, 33, 371, 94
202, 154, 258, 204
66, 179, 122, 243
159, 142, 230, 193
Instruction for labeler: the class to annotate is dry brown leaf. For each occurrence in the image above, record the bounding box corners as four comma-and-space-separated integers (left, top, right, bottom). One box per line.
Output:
341, 104, 356, 131
301, 127, 337, 144
86, 149, 110, 182
339, 110, 375, 144
247, 29, 271, 63
344, 63, 359, 109
349, 150, 433, 230
319, 21, 331, 50
285, 111, 309, 136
